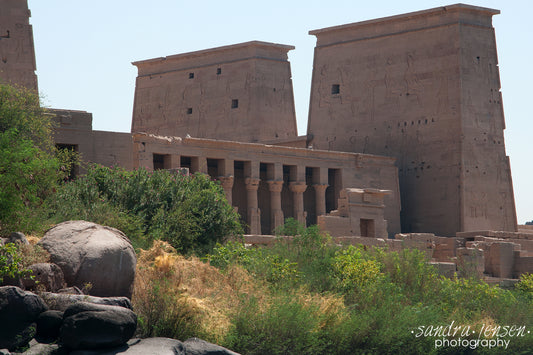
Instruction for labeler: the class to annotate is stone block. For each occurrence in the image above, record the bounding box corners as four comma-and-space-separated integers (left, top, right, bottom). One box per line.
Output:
428, 262, 456, 278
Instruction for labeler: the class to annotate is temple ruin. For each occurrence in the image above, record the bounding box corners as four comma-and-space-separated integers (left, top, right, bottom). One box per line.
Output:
1, 1, 531, 279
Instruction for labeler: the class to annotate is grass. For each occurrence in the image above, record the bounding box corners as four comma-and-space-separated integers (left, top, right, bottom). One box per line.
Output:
131, 222, 533, 354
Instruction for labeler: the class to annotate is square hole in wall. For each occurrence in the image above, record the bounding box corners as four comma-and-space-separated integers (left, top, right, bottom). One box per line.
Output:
189, 72, 194, 79
187, 108, 193, 114
331, 84, 340, 95
217, 68, 222, 75
231, 99, 239, 109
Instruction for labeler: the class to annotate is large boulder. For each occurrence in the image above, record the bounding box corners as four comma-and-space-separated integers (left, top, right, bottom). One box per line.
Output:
38, 221, 136, 298
60, 302, 137, 350
23, 263, 65, 292
0, 286, 48, 351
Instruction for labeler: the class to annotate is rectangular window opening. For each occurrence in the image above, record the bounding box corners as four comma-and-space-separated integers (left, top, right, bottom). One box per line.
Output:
360, 219, 375, 238
331, 84, 340, 95
217, 68, 222, 75
188, 72, 194, 79
231, 99, 239, 109
187, 108, 193, 114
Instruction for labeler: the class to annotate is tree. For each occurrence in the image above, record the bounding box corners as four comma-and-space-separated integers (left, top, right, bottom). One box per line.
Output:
0, 84, 74, 235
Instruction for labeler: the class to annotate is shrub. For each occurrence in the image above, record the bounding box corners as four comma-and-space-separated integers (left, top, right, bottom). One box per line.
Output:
515, 273, 533, 294
0, 243, 33, 284
224, 293, 347, 355
48, 165, 243, 254
208, 241, 300, 288
0, 84, 77, 235
332, 245, 383, 293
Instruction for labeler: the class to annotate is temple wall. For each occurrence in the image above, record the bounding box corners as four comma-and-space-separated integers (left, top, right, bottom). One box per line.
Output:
51, 109, 133, 172
0, 0, 38, 90
132, 133, 401, 236
131, 41, 297, 143
307, 4, 516, 235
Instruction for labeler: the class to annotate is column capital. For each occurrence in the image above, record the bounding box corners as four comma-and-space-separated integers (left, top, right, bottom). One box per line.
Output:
245, 177, 260, 191
289, 181, 307, 193
218, 175, 234, 189
267, 180, 284, 192
313, 183, 328, 193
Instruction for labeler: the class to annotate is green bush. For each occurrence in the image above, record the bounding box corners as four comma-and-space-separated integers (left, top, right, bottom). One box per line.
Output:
225, 294, 342, 355
0, 243, 33, 284
515, 273, 533, 294
0, 84, 76, 235
212, 221, 533, 354
49, 165, 243, 254
208, 241, 300, 288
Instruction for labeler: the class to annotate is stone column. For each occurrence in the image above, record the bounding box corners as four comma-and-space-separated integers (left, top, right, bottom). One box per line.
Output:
267, 180, 284, 231
245, 177, 261, 234
192, 156, 208, 174
218, 176, 234, 205
289, 181, 307, 225
313, 183, 328, 217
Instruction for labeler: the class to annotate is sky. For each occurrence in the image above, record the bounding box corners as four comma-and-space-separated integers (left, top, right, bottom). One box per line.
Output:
27, 0, 532, 224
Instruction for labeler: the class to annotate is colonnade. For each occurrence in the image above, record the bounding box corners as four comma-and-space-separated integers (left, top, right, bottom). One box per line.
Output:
151, 153, 340, 235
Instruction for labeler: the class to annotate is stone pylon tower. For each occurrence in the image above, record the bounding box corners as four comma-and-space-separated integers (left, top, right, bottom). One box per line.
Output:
131, 41, 298, 143
307, 4, 517, 235
0, 0, 38, 91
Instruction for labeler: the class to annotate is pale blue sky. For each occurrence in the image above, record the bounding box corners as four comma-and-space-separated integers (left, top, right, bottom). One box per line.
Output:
27, 1, 532, 224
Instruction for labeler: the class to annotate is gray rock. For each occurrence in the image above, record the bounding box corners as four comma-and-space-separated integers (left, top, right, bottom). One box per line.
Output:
0, 286, 48, 351
8, 232, 28, 245
38, 221, 136, 298
23, 263, 65, 292
36, 310, 64, 341
184, 337, 240, 355
15, 339, 66, 355
56, 286, 84, 295
69, 338, 185, 355
40, 292, 132, 312
60, 302, 137, 350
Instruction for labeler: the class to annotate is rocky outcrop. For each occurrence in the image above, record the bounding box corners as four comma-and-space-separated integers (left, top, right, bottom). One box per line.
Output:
35, 310, 64, 342
0, 286, 48, 351
40, 292, 133, 312
23, 263, 65, 292
60, 302, 137, 350
38, 221, 136, 298
0, 286, 240, 354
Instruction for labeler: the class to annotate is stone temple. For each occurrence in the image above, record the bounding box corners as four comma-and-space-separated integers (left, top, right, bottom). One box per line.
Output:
2, 2, 532, 278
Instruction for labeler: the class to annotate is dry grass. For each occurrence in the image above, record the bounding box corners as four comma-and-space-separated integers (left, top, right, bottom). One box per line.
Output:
132, 240, 266, 342
18, 241, 50, 267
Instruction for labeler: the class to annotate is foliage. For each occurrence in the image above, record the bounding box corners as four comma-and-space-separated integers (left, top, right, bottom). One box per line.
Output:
0, 243, 33, 284
48, 165, 243, 253
205, 221, 533, 354
208, 241, 300, 287
332, 245, 383, 293
515, 273, 533, 294
225, 293, 347, 355
133, 242, 202, 339
0, 84, 77, 235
